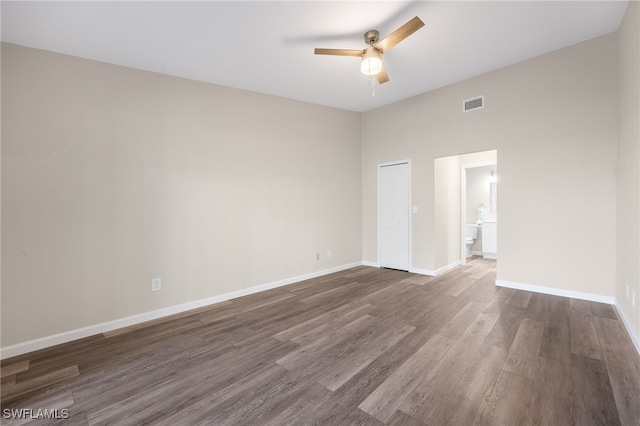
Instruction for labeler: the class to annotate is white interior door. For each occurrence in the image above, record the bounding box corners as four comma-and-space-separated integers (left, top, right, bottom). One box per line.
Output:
380, 162, 410, 271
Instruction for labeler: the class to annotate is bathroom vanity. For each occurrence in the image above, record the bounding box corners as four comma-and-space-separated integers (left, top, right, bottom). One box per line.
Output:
481, 220, 497, 259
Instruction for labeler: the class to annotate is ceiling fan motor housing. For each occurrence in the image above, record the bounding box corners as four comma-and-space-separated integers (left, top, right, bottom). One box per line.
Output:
364, 30, 380, 45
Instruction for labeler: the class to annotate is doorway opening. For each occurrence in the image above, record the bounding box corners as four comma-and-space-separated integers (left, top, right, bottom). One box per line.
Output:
461, 162, 497, 265
433, 150, 497, 271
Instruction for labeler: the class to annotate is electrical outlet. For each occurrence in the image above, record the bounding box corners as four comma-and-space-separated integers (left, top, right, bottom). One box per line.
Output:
316, 253, 320, 261
327, 249, 332, 258
151, 277, 161, 292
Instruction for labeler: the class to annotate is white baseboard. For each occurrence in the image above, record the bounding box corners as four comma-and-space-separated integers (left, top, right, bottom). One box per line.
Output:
613, 301, 640, 356
10, 264, 633, 360
410, 261, 461, 277
0, 262, 362, 360
359, 260, 462, 277
435, 261, 462, 276
495, 280, 615, 304
483, 253, 497, 260
409, 267, 433, 276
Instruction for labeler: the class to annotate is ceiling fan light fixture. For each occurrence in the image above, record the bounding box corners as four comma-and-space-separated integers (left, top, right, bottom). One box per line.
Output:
360, 47, 382, 76
315, 16, 424, 85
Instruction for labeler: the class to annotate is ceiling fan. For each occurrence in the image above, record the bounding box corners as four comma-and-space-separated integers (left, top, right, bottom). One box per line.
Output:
314, 16, 425, 84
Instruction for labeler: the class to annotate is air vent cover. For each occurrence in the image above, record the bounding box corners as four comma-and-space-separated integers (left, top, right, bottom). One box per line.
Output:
463, 96, 484, 112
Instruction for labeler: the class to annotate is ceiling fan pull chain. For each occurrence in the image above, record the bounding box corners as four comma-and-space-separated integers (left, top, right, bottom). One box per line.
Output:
371, 75, 375, 97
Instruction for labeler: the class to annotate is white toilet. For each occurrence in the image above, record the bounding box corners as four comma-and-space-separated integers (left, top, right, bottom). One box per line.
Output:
465, 224, 479, 258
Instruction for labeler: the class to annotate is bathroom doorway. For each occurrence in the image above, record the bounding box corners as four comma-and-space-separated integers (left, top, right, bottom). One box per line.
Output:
461, 157, 497, 265
433, 150, 497, 270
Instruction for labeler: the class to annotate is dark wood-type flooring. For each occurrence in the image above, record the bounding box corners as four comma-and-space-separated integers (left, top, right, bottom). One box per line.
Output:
2, 257, 640, 425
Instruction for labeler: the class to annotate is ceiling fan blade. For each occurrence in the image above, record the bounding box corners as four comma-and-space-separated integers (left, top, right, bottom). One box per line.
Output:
314, 48, 363, 57
375, 16, 425, 54
376, 63, 389, 84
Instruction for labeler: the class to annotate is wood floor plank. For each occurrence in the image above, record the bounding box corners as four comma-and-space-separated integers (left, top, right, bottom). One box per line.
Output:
396, 274, 434, 285
427, 343, 508, 425
478, 369, 534, 426
570, 298, 594, 316
386, 410, 426, 426
2, 365, 79, 400
440, 277, 473, 297
539, 303, 572, 363
200, 366, 319, 425
1, 391, 75, 426
572, 353, 621, 425
276, 314, 376, 371
328, 329, 439, 410
570, 312, 603, 360
607, 365, 640, 426
315, 406, 385, 426
358, 333, 455, 422
509, 290, 532, 309
438, 300, 488, 339
399, 311, 501, 419
483, 287, 516, 313
77, 336, 294, 415
523, 292, 550, 321
2, 376, 16, 386
315, 323, 415, 391
256, 381, 335, 426
456, 271, 499, 304
272, 301, 370, 343
594, 316, 640, 373
299, 280, 361, 305
0, 360, 30, 378
528, 356, 572, 426
502, 318, 545, 379
159, 363, 289, 425
590, 301, 617, 319
289, 304, 374, 346
483, 304, 526, 350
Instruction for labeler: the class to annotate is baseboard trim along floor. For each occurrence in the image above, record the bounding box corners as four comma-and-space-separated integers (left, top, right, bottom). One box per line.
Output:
0, 261, 362, 360
496, 279, 639, 356
3, 263, 638, 360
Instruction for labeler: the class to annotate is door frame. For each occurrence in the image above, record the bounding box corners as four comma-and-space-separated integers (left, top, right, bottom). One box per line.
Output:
378, 159, 412, 270
460, 161, 496, 265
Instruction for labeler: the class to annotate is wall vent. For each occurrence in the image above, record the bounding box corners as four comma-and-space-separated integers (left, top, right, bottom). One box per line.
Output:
463, 96, 484, 112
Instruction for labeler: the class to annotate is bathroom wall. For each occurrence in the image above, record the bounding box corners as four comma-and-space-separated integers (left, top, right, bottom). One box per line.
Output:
466, 165, 497, 253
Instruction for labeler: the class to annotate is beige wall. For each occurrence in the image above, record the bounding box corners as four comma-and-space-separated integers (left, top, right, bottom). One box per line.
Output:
362, 34, 618, 297
1, 43, 362, 347
617, 1, 640, 341
433, 155, 460, 269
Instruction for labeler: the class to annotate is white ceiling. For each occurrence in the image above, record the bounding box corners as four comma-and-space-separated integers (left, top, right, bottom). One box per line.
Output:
1, 1, 629, 112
